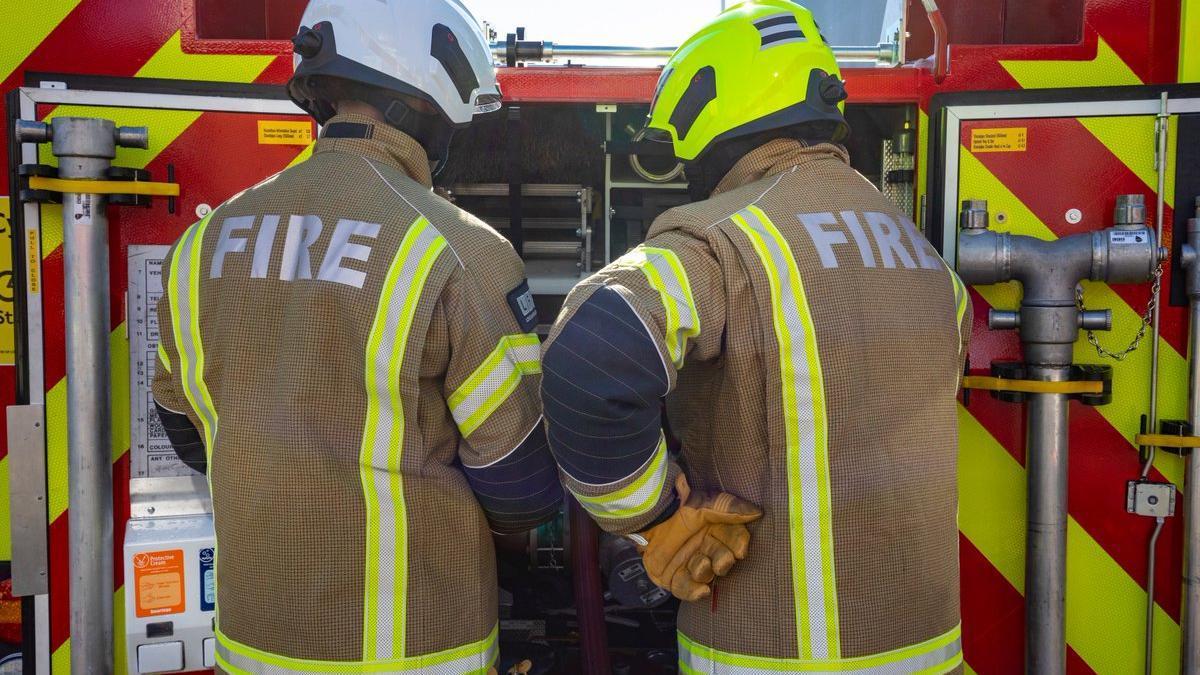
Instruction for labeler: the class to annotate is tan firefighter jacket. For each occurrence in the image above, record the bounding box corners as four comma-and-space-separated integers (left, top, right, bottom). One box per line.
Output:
541, 139, 972, 673
152, 114, 561, 673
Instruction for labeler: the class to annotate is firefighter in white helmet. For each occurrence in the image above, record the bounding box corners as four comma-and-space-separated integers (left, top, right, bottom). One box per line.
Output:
151, 0, 560, 671
542, 2, 972, 672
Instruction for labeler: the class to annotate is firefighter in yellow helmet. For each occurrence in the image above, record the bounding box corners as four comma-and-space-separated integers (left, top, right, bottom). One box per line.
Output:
151, 0, 561, 671
541, 1, 972, 672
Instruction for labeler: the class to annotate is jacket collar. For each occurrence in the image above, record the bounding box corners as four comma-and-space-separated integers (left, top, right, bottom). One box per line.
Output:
313, 113, 433, 188
712, 139, 850, 196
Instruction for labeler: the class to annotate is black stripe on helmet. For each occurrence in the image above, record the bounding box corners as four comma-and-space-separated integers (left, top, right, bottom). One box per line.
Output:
761, 30, 808, 46
430, 23, 479, 104
669, 66, 716, 141
754, 14, 800, 30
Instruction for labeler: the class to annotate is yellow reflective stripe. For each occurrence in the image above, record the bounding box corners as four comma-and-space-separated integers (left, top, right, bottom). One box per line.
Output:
360, 218, 447, 660
156, 342, 171, 374
168, 214, 218, 454
216, 625, 498, 673
449, 333, 541, 437
945, 265, 968, 355
732, 205, 838, 660
616, 246, 700, 368
677, 624, 961, 673
571, 434, 669, 518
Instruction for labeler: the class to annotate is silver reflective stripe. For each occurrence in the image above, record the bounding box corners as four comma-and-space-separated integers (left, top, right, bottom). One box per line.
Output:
361, 221, 447, 660
215, 630, 499, 675
734, 206, 837, 659
449, 335, 541, 436
759, 23, 802, 38
171, 217, 218, 448
679, 630, 962, 674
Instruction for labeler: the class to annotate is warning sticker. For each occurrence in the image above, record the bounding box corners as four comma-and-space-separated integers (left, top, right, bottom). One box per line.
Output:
134, 549, 185, 617
25, 227, 39, 294
258, 120, 313, 146
970, 127, 1028, 153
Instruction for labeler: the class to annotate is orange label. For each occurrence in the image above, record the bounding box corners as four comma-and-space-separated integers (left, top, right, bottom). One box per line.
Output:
257, 120, 313, 145
134, 549, 185, 617
970, 127, 1027, 153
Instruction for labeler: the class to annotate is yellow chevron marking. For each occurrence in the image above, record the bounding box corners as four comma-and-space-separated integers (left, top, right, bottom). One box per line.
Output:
1001, 38, 1141, 89
134, 31, 275, 82
47, 326, 132, 521
1182, 0, 1200, 83
1001, 38, 1181, 209
958, 151, 1187, 485
37, 31, 276, 257
959, 406, 1025, 589
1071, 114, 1177, 209
52, 638, 69, 673
0, 1, 82, 84
958, 405, 1180, 673
0, 456, 9, 560
287, 142, 316, 168
963, 665, 978, 675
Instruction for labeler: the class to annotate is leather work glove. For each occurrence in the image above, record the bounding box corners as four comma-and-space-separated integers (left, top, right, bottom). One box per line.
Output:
631, 474, 762, 602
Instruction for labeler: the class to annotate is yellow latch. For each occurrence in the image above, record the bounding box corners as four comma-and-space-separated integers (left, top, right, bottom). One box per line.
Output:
28, 175, 180, 197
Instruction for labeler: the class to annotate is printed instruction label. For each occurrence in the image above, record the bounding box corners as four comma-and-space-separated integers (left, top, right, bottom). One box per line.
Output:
970, 127, 1027, 153
134, 549, 185, 617
129, 245, 194, 478
1110, 229, 1150, 245
258, 120, 313, 145
25, 228, 39, 294
199, 547, 215, 612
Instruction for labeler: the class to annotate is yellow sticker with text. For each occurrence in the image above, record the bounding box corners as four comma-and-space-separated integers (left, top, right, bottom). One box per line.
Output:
257, 120, 313, 146
971, 127, 1027, 153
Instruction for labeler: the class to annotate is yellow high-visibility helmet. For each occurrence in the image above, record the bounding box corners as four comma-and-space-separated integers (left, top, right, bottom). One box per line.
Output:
647, 0, 848, 162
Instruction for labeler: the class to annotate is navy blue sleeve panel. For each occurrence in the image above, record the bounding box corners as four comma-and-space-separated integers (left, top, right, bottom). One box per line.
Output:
463, 421, 564, 534
154, 400, 207, 475
542, 286, 670, 485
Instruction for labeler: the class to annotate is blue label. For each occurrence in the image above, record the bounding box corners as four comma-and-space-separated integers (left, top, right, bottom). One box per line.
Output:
199, 547, 215, 612
506, 280, 538, 333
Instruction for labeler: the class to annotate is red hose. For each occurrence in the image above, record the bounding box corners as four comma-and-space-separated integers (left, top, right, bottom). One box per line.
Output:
569, 498, 612, 674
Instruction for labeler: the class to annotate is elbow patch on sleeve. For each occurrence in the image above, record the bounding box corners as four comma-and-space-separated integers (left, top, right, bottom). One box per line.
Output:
542, 286, 668, 485
463, 425, 563, 533
154, 401, 207, 475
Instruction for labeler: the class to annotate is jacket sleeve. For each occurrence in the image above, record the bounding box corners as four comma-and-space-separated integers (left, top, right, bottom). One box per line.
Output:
441, 245, 562, 534
949, 268, 974, 377
151, 239, 208, 475
541, 229, 726, 535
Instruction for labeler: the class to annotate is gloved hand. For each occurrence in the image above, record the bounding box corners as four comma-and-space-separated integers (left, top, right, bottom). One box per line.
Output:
633, 474, 762, 601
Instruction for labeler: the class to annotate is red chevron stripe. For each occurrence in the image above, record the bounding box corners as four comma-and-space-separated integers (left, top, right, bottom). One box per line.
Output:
961, 535, 1024, 674
961, 117, 1185, 356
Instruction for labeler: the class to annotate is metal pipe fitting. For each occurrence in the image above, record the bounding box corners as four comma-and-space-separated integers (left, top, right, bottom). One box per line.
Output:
1079, 310, 1112, 331
956, 197, 1157, 366
1113, 194, 1147, 229
16, 116, 149, 675
989, 310, 1020, 330
492, 41, 899, 65
955, 197, 1160, 675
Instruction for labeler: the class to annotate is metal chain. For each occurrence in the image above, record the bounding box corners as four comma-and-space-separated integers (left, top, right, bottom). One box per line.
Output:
1076, 262, 1164, 361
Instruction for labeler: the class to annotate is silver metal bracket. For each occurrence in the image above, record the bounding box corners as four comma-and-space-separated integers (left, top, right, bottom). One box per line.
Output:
1126, 480, 1176, 518
7, 404, 48, 595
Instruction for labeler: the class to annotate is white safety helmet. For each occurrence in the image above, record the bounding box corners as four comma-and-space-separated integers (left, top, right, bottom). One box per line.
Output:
287, 0, 502, 160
